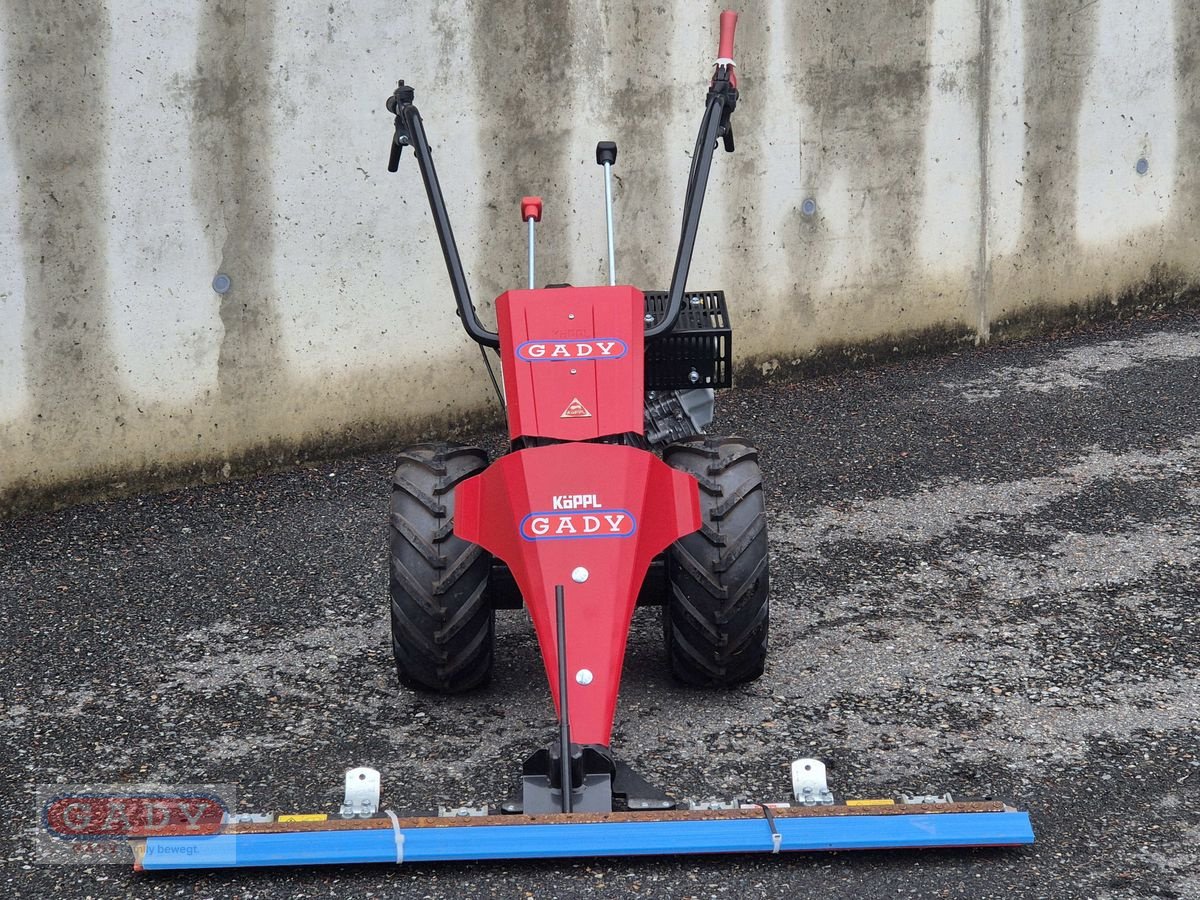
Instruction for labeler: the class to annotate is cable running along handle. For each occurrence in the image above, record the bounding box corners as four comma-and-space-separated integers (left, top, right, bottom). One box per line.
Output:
645, 9, 740, 340
385, 80, 500, 348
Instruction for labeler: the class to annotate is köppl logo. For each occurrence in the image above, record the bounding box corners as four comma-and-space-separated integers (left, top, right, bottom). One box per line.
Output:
516, 338, 628, 362
552, 493, 601, 510
42, 793, 227, 842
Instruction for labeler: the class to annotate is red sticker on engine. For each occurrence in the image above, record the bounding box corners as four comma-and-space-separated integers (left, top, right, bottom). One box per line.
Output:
560, 398, 592, 418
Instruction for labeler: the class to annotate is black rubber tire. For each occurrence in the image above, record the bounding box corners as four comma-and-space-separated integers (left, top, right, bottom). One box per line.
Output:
662, 436, 769, 687
389, 443, 494, 693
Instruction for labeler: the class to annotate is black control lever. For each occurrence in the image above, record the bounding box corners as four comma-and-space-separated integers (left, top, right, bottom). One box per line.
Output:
711, 67, 738, 153
386, 81, 415, 172
647, 55, 739, 341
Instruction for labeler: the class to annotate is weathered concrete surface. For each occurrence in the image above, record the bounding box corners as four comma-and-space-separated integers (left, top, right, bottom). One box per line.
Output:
1, 308, 1199, 898
1, 1, 1198, 513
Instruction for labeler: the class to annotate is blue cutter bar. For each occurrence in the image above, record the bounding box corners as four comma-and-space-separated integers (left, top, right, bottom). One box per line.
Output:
137, 810, 1034, 870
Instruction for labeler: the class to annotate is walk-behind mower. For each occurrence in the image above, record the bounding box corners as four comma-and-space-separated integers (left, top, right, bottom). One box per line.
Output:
134, 11, 1032, 870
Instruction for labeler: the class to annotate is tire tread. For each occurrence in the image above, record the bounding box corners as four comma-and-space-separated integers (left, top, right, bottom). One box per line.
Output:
663, 435, 769, 687
389, 442, 494, 693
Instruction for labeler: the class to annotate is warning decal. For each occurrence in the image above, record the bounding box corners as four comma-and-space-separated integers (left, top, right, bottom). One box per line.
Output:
560, 397, 592, 418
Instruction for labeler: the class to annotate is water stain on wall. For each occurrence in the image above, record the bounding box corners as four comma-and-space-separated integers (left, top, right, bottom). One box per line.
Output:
599, 0, 679, 293
190, 1, 285, 419
719, 1, 774, 327
975, 0, 994, 339
785, 1, 933, 324
2, 1, 1198, 518
1172, 0, 1199, 256
2, 1, 119, 437
471, 0, 576, 307
1017, 2, 1099, 269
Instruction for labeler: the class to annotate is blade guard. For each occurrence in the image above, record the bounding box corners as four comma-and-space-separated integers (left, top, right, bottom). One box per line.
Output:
455, 443, 700, 746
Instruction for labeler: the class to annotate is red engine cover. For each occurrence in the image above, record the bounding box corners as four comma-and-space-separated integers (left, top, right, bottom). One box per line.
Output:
495, 285, 645, 442
455, 443, 700, 746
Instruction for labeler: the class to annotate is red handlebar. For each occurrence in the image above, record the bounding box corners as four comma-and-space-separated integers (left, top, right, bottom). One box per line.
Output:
717, 10, 738, 88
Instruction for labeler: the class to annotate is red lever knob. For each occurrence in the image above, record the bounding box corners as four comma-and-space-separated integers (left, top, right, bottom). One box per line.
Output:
521, 196, 543, 223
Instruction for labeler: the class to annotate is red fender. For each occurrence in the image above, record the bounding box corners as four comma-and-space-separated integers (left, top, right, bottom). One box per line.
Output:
455, 443, 700, 746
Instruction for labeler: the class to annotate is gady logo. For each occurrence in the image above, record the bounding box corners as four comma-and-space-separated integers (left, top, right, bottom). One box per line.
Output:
521, 495, 636, 541
516, 338, 628, 362
41, 792, 227, 842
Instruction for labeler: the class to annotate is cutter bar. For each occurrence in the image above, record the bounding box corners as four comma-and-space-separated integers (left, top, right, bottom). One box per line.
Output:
135, 803, 1033, 870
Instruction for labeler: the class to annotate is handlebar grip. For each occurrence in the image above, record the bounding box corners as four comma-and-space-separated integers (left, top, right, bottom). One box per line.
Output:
718, 10, 738, 58
388, 136, 402, 172
717, 10, 738, 87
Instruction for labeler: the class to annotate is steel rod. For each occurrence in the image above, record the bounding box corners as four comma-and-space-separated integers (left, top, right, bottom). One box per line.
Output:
527, 217, 536, 290
555, 585, 572, 814
602, 162, 616, 286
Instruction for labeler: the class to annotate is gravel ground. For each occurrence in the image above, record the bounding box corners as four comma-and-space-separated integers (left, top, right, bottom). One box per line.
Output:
2, 309, 1198, 899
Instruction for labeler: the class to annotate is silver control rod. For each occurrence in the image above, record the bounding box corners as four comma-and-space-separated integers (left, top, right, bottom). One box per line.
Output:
527, 216, 536, 289
596, 142, 618, 286
521, 197, 542, 290
602, 163, 616, 285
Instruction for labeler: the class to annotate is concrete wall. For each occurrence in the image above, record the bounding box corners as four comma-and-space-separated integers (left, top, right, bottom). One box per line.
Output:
1, 0, 1197, 514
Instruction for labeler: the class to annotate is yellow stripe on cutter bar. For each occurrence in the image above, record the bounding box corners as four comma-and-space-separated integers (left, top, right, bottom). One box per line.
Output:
846, 799, 896, 807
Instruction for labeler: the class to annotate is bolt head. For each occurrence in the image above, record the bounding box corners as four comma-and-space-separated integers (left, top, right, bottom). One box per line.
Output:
571, 566, 589, 584
575, 669, 593, 685
644, 314, 655, 324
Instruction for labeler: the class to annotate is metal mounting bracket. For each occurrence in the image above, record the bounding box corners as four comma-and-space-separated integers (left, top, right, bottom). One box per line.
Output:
438, 805, 489, 818
683, 798, 742, 811
899, 792, 954, 805
791, 758, 834, 806
339, 767, 381, 819
223, 812, 275, 825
